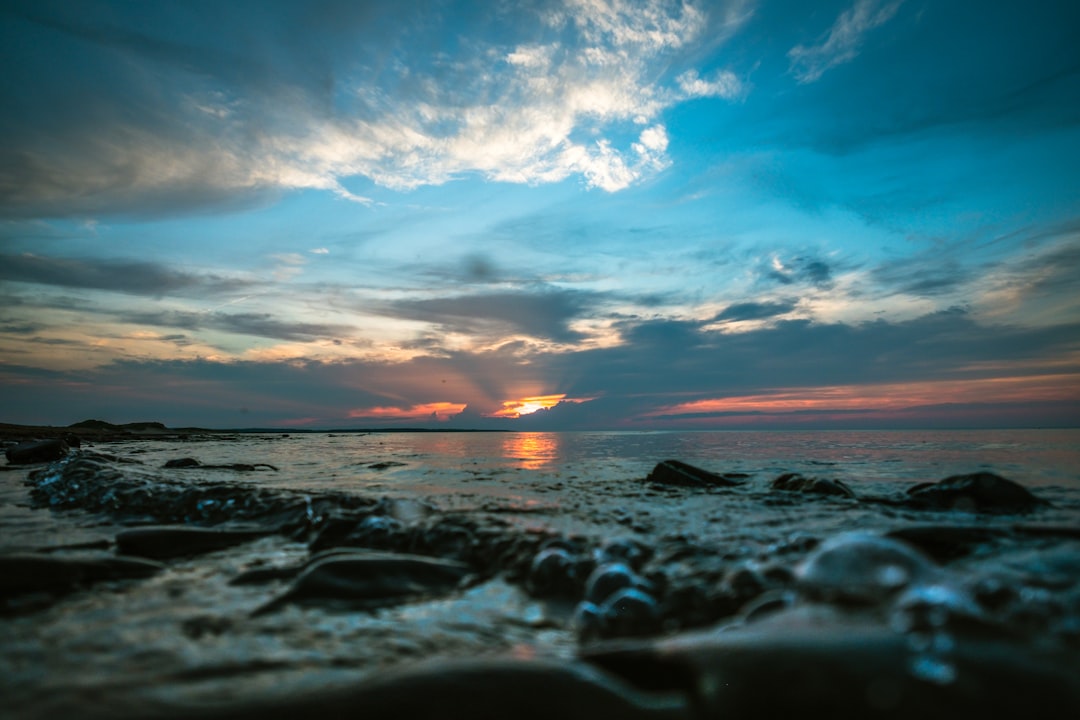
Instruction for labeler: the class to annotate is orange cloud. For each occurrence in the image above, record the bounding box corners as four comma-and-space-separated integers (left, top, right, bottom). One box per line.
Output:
347, 401, 467, 421
648, 374, 1080, 418
490, 394, 568, 418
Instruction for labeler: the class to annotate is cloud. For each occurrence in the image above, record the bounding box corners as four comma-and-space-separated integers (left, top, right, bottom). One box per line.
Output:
788, 0, 904, 83
121, 310, 355, 343
714, 300, 797, 322
2, 303, 1077, 428
0, 252, 252, 297
0, 0, 751, 217
385, 289, 597, 344
763, 253, 834, 288
676, 69, 744, 99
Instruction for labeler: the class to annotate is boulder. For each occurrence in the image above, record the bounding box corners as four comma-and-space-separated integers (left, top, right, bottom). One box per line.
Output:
906, 472, 1046, 513
646, 460, 740, 488
4, 438, 69, 465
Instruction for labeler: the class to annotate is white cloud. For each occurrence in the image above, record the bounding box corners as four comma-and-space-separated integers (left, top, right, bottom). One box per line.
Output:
788, 0, 904, 83
2, 1, 752, 216
676, 69, 745, 100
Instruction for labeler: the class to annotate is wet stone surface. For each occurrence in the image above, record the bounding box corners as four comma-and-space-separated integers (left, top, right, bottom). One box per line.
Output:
1, 449, 1078, 718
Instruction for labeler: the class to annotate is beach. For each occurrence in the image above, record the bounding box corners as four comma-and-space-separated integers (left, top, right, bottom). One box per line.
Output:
2, 426, 1079, 717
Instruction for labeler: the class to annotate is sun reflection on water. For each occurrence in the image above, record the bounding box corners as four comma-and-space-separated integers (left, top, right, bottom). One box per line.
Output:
502, 432, 560, 470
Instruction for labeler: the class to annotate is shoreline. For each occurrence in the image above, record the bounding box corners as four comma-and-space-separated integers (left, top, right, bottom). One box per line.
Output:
0, 421, 509, 444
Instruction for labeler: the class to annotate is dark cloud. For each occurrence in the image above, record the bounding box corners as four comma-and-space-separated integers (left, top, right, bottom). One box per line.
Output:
0, 1, 425, 218
2, 306, 1077, 428
0, 320, 42, 334
386, 289, 596, 343
122, 310, 354, 342
0, 253, 252, 297
715, 300, 797, 322
764, 256, 834, 288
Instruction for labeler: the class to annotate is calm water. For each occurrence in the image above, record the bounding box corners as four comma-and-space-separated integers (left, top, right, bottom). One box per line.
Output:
113, 427, 1080, 493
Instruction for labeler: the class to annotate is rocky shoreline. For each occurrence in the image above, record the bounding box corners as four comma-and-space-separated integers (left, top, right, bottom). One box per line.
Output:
2, 441, 1078, 718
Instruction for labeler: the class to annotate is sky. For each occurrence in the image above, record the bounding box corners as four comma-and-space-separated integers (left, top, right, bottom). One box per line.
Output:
1, 0, 1079, 430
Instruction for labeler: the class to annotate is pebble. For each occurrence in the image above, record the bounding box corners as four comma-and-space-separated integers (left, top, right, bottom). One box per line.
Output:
252, 552, 473, 615
795, 532, 939, 605
115, 526, 270, 560
0, 553, 164, 597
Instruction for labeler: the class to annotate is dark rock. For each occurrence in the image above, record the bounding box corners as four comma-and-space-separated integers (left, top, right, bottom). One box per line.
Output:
595, 538, 653, 570
5, 438, 69, 465
581, 608, 1080, 718
597, 587, 662, 638
906, 472, 1046, 513
163, 457, 278, 471
646, 460, 740, 488
770, 472, 855, 498
528, 546, 580, 597
585, 563, 653, 605
110, 656, 692, 720
795, 532, 938, 605
164, 457, 201, 468
0, 553, 164, 597
885, 525, 1008, 561
252, 552, 473, 615
367, 461, 407, 470
115, 526, 270, 560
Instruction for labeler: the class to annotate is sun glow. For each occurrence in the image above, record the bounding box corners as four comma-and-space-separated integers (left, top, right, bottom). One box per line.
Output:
347, 401, 467, 421
492, 394, 567, 419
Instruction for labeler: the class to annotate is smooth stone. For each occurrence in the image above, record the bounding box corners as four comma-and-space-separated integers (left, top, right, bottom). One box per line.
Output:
5, 438, 69, 465
598, 587, 662, 638
595, 538, 653, 570
906, 472, 1046, 513
0, 553, 164, 596
528, 546, 579, 597
163, 457, 201, 468
770, 472, 856, 498
581, 608, 1080, 718
585, 562, 652, 604
885, 525, 1008, 561
252, 552, 473, 615
645, 460, 740, 488
116, 526, 270, 560
795, 532, 938, 605
229, 548, 408, 586
163, 457, 278, 471
80, 657, 691, 720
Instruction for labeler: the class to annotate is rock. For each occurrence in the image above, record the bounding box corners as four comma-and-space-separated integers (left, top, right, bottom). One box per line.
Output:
581, 608, 1080, 719
163, 457, 201, 468
906, 472, 1046, 513
528, 546, 580, 597
99, 657, 691, 720
795, 532, 938, 605
885, 525, 1008, 561
252, 552, 474, 615
770, 472, 855, 498
5, 438, 69, 465
585, 562, 653, 604
163, 457, 278, 471
115, 526, 270, 560
646, 460, 740, 488
0, 553, 164, 597
597, 587, 662, 638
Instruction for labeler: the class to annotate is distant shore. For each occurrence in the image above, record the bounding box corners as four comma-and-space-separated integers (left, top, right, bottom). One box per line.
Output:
0, 420, 505, 443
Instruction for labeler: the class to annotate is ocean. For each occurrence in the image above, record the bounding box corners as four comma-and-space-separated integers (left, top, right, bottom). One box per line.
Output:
2, 428, 1078, 716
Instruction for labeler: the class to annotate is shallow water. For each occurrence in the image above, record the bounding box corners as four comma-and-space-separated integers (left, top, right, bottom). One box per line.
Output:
1, 429, 1078, 717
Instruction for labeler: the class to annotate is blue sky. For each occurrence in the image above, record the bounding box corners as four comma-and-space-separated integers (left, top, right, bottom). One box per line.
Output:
1, 0, 1078, 429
